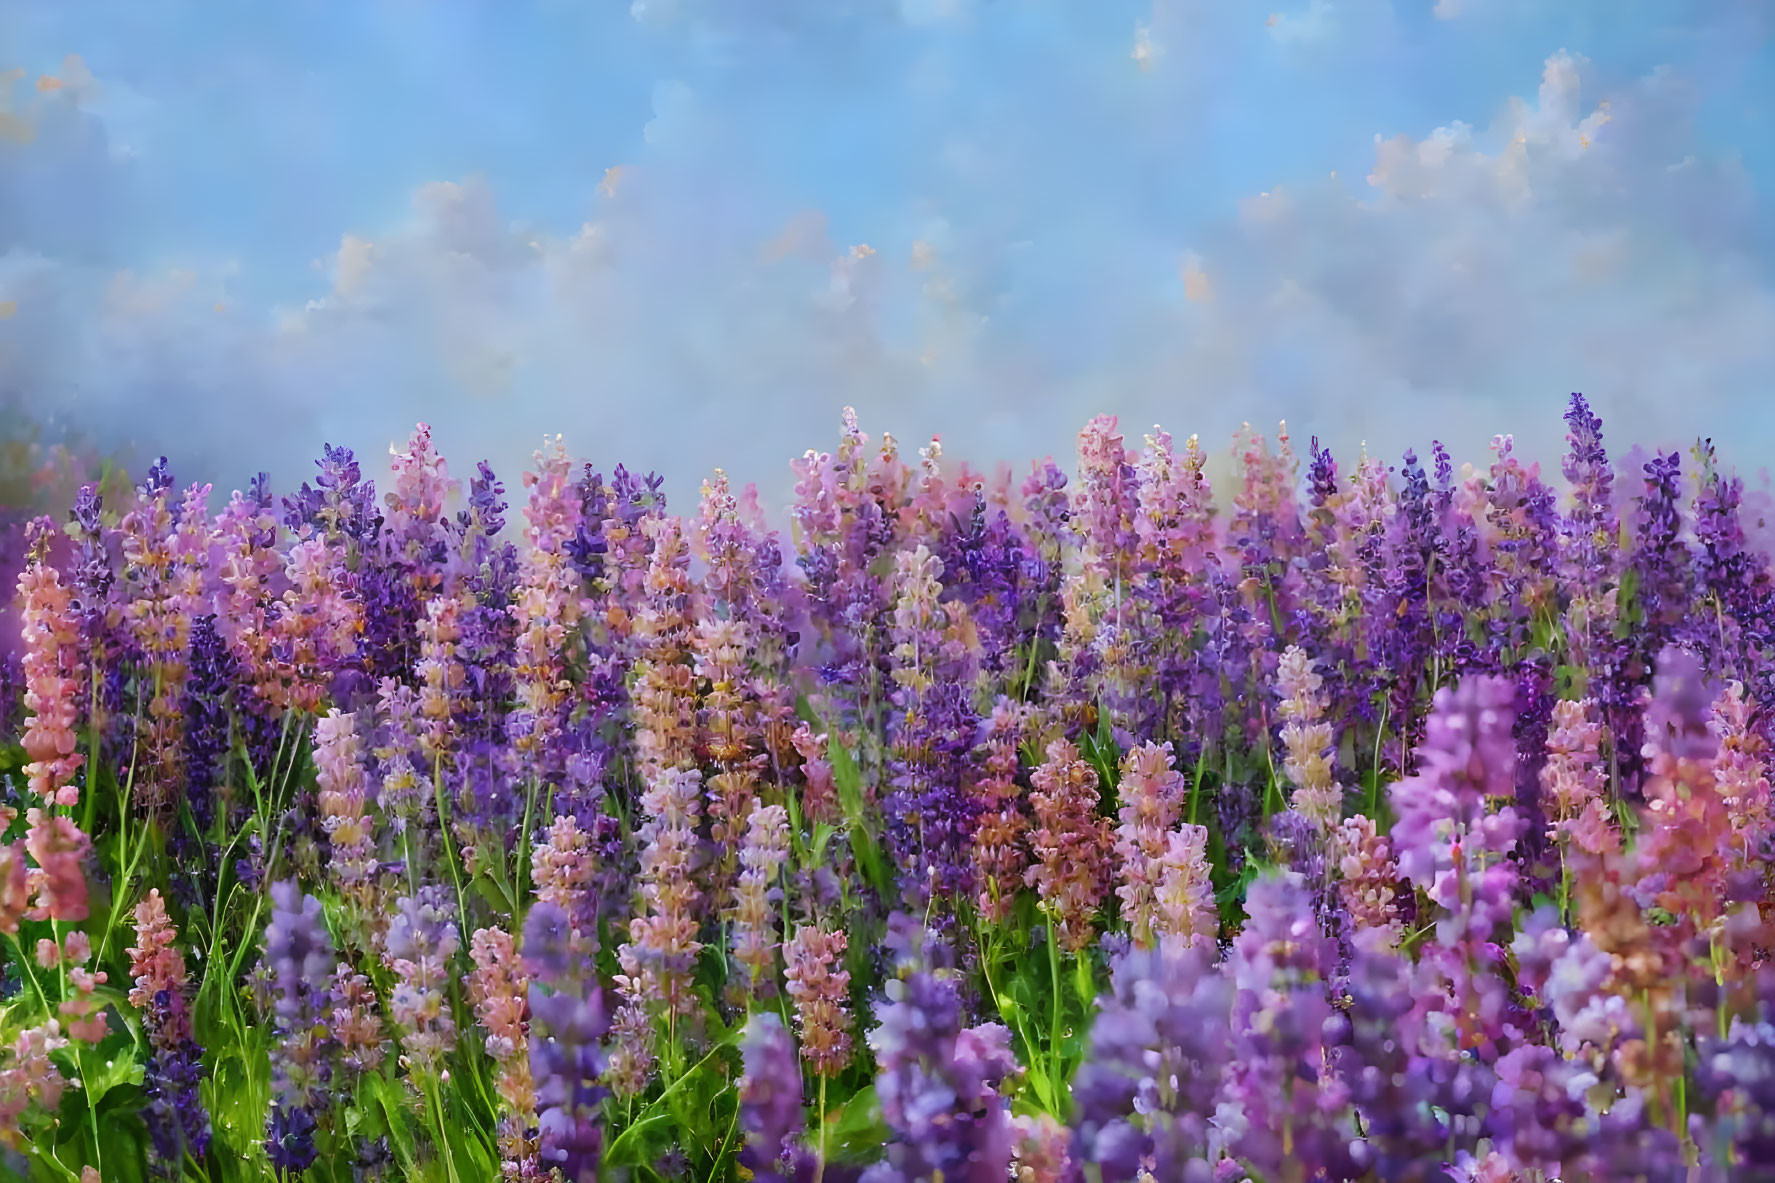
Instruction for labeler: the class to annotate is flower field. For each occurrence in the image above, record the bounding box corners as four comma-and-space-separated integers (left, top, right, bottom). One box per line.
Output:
4, 394, 1775, 1181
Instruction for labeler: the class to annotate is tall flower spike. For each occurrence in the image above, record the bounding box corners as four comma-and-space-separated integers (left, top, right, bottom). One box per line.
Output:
18, 538, 85, 808
616, 764, 705, 1026
1334, 815, 1403, 950
1541, 697, 1618, 857
739, 1013, 805, 1183
729, 801, 790, 1003
784, 925, 852, 1078
128, 889, 211, 1168
471, 926, 540, 1181
972, 699, 1031, 924
863, 972, 1017, 1183
1026, 739, 1113, 953
263, 882, 334, 1174
314, 709, 378, 908
1276, 646, 1341, 832
1152, 823, 1218, 954
1113, 741, 1185, 949
380, 886, 461, 1078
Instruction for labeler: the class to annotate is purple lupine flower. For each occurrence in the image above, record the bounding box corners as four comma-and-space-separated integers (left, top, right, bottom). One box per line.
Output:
262, 881, 335, 1173
862, 972, 1016, 1183
381, 886, 461, 1076
527, 977, 610, 1183
1070, 938, 1233, 1181
1335, 943, 1467, 1179
1389, 676, 1521, 1063
885, 544, 982, 913
739, 1013, 804, 1183
1696, 969, 1775, 1176
1220, 870, 1355, 1180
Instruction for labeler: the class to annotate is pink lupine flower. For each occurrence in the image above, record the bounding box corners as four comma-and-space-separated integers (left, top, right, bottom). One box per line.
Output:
213, 485, 284, 683
127, 890, 186, 1009
1712, 679, 1772, 849
0, 841, 28, 934
791, 723, 839, 826
695, 613, 759, 896
469, 926, 540, 1179
18, 551, 85, 808
1633, 649, 1733, 947
531, 813, 599, 959
328, 965, 388, 1079
784, 925, 852, 1078
0, 1021, 70, 1150
1010, 1112, 1077, 1183
384, 423, 457, 562
630, 515, 698, 784
1114, 741, 1186, 949
1335, 815, 1404, 950
509, 437, 584, 759
24, 810, 90, 923
415, 588, 469, 760
1541, 697, 1618, 857
1153, 823, 1218, 953
1026, 739, 1114, 953
729, 801, 789, 1002
314, 709, 378, 899
617, 766, 706, 1022
1276, 646, 1341, 832
271, 536, 362, 713
972, 699, 1030, 925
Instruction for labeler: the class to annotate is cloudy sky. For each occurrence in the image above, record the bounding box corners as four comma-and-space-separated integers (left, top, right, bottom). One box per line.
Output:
1, 0, 1770, 509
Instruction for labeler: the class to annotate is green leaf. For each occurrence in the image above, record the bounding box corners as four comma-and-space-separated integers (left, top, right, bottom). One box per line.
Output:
820, 1084, 889, 1164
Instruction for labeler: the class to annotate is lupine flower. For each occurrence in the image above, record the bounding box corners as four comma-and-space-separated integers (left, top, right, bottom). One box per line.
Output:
885, 543, 981, 911
862, 972, 1016, 1183
1113, 741, 1185, 948
739, 1012, 804, 1183
1541, 697, 1618, 857
630, 515, 698, 785
1220, 871, 1355, 1180
972, 698, 1030, 924
1026, 739, 1113, 952
381, 886, 461, 1077
616, 764, 705, 1026
528, 978, 610, 1183
263, 881, 335, 1173
1275, 646, 1340, 831
1334, 815, 1403, 950
471, 926, 540, 1181
729, 801, 790, 1003
315, 708, 378, 905
531, 813, 600, 965
328, 965, 389, 1081
0, 1021, 72, 1152
128, 890, 210, 1168
18, 540, 85, 809
1152, 823, 1219, 954
1390, 676, 1521, 1060
1633, 646, 1733, 946
510, 437, 585, 766
1071, 938, 1233, 1181
785, 924, 852, 1078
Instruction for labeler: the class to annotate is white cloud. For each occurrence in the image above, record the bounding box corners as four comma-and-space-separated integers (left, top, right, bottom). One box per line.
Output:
1, 46, 1770, 512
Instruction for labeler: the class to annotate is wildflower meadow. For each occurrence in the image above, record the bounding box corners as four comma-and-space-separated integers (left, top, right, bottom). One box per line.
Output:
5, 394, 1775, 1182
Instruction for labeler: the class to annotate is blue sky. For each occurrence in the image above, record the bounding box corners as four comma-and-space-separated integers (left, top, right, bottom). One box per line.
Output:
1, 0, 1770, 508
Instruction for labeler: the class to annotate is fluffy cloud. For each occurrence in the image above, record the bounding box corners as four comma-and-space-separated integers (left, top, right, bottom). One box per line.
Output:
1, 31, 1770, 514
